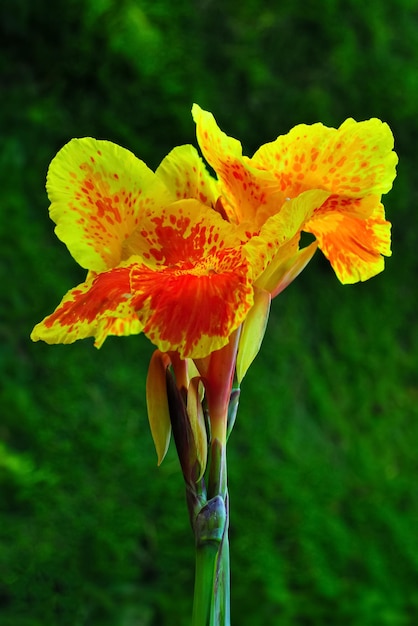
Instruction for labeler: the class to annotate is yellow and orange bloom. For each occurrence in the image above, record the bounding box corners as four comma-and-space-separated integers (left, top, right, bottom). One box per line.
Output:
31, 105, 397, 468
32, 109, 397, 360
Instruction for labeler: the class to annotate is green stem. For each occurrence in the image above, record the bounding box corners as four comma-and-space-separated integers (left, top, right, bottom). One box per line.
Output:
213, 511, 230, 625
191, 440, 230, 626
192, 540, 219, 626
190, 499, 231, 626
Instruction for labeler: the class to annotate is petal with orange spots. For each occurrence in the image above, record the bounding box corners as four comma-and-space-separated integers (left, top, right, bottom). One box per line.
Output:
156, 144, 219, 207
251, 118, 398, 200
304, 202, 391, 283
122, 198, 254, 358
192, 104, 281, 226
129, 198, 243, 269
47, 138, 173, 272
30, 263, 143, 347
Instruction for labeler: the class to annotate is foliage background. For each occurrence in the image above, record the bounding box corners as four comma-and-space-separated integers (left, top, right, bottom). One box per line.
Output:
1, 0, 418, 624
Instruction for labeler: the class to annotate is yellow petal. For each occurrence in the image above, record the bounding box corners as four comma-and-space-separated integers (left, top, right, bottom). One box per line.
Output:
243, 189, 330, 280
186, 358, 201, 383
30, 263, 144, 347
256, 240, 319, 298
305, 202, 391, 283
251, 118, 398, 199
192, 104, 243, 162
236, 288, 271, 383
47, 137, 172, 272
146, 351, 172, 465
192, 104, 280, 226
156, 144, 219, 207
187, 376, 208, 482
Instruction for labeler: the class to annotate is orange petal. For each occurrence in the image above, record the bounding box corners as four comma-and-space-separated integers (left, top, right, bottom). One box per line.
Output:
30, 263, 143, 347
201, 329, 241, 444
305, 202, 391, 283
130, 249, 254, 359
156, 144, 219, 207
251, 118, 398, 199
146, 350, 172, 465
47, 138, 172, 272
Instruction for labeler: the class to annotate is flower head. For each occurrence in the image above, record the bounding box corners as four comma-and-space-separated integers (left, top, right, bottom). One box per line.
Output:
32, 108, 397, 366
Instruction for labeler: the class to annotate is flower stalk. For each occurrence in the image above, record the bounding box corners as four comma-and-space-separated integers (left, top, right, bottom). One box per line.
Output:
164, 338, 236, 625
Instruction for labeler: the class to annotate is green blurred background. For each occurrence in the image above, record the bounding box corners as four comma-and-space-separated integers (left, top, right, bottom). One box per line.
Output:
1, 0, 417, 624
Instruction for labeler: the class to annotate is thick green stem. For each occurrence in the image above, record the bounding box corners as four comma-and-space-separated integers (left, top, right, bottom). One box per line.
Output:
192, 540, 219, 626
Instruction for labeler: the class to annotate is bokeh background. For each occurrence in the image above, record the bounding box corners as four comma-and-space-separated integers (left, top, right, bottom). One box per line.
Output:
1, 0, 418, 624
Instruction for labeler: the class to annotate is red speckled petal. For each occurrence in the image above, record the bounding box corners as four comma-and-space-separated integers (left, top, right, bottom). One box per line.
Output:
125, 198, 253, 358
131, 198, 242, 268
30, 264, 143, 347
251, 118, 398, 199
130, 248, 254, 359
47, 138, 173, 272
32, 199, 254, 356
